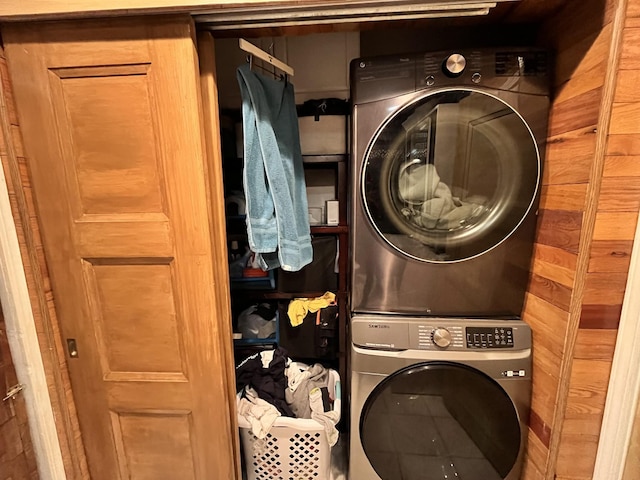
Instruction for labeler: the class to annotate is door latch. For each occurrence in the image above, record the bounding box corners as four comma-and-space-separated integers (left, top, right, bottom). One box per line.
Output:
3, 383, 25, 402
67, 338, 79, 358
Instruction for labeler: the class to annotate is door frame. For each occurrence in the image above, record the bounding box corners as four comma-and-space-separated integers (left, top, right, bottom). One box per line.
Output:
593, 215, 640, 479
0, 161, 66, 478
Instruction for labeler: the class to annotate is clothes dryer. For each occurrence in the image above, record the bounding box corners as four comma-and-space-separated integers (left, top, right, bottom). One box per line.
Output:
350, 49, 550, 317
349, 315, 531, 480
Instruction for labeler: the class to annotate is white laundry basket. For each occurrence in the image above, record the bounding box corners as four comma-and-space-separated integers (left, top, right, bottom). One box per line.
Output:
238, 369, 341, 480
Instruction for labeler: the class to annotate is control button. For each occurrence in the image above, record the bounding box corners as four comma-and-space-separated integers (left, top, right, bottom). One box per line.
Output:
432, 328, 452, 348
425, 75, 435, 86
471, 72, 482, 83
444, 53, 466, 76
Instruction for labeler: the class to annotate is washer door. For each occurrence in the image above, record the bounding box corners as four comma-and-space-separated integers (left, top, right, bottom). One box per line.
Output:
362, 89, 539, 262
360, 362, 521, 480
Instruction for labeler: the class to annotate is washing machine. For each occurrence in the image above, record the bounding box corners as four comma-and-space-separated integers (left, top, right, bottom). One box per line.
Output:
350, 48, 550, 317
349, 315, 531, 480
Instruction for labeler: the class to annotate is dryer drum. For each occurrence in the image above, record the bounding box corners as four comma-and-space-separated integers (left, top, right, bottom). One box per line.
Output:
362, 89, 540, 262
359, 361, 521, 480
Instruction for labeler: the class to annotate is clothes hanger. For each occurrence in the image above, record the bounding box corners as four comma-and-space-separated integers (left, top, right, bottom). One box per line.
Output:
239, 38, 294, 81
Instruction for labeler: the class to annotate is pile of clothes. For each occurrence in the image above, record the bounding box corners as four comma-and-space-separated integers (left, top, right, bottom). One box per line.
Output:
236, 347, 339, 446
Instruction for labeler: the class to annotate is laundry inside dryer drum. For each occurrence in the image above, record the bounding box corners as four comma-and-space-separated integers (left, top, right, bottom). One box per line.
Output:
359, 362, 521, 480
362, 89, 540, 262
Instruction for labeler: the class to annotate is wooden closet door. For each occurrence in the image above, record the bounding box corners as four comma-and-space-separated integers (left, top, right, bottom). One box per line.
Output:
3, 17, 237, 479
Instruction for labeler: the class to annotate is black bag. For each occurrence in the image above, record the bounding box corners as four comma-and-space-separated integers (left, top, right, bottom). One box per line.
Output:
278, 303, 339, 360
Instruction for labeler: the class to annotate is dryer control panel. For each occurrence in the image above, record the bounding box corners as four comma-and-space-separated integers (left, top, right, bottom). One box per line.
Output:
466, 326, 514, 349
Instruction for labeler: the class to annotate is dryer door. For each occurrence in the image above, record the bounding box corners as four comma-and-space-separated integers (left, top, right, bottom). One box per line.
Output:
362, 88, 539, 262
359, 361, 521, 480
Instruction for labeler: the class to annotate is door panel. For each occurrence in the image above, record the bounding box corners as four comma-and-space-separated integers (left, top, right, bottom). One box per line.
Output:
3, 17, 237, 479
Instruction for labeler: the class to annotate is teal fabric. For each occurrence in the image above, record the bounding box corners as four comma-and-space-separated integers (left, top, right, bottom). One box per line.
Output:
237, 64, 312, 272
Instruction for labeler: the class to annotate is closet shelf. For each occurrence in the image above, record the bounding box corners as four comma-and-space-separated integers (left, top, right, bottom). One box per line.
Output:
302, 154, 347, 164
310, 225, 348, 234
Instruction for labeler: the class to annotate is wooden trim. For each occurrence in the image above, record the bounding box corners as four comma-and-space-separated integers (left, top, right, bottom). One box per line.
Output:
545, 0, 627, 478
0, 125, 66, 479
593, 215, 640, 479
0, 0, 509, 21
196, 30, 242, 480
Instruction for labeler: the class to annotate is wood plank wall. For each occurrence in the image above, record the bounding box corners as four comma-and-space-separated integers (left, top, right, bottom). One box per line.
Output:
0, 44, 89, 479
520, 0, 615, 477
522, 0, 640, 478
555, 0, 640, 477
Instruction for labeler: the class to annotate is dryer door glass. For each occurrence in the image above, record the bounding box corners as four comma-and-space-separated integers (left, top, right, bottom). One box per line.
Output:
359, 361, 521, 480
362, 89, 539, 262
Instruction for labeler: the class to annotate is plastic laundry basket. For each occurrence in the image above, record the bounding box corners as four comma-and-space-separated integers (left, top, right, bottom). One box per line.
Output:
238, 369, 341, 480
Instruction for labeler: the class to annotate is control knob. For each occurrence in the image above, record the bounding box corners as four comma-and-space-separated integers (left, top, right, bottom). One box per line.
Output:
432, 328, 452, 348
444, 53, 466, 76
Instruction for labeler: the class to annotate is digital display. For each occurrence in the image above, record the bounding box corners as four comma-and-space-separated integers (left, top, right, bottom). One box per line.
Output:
495, 52, 548, 76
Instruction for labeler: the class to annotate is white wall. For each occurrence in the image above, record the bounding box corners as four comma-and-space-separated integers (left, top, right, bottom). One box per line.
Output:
215, 32, 360, 109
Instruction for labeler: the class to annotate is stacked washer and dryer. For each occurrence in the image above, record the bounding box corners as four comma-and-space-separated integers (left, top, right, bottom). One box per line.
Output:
348, 49, 550, 480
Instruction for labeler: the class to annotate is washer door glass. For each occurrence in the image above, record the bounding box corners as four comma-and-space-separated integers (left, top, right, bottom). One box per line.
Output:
360, 362, 521, 480
362, 89, 539, 262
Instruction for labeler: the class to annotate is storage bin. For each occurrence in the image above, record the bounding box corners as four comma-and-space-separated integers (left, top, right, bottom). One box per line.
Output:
278, 236, 338, 293
297, 98, 349, 156
238, 369, 341, 480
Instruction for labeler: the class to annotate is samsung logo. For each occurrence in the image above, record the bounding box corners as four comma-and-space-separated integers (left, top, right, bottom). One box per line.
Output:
368, 324, 390, 329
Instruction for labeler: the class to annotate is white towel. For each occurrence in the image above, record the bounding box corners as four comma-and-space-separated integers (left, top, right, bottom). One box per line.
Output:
398, 163, 485, 230
237, 387, 281, 439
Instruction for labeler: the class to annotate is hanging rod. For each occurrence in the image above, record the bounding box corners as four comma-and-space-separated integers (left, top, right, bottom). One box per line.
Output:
239, 38, 294, 77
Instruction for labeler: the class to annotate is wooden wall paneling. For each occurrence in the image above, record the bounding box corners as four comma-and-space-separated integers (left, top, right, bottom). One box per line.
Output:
0, 45, 87, 478
539, 184, 588, 211
523, 429, 551, 480
543, 128, 597, 185
535, 209, 583, 253
552, 23, 613, 88
602, 154, 640, 176
547, 87, 602, 137
529, 337, 563, 423
607, 133, 640, 155
573, 329, 618, 361
523, 293, 571, 359
556, 358, 615, 478
580, 304, 623, 329
527, 273, 572, 311
552, 0, 634, 478
531, 244, 577, 288
588, 239, 633, 272
609, 103, 640, 134
528, 0, 622, 478
593, 210, 639, 240
540, 0, 615, 51
613, 70, 640, 102
583, 271, 629, 305
618, 26, 640, 69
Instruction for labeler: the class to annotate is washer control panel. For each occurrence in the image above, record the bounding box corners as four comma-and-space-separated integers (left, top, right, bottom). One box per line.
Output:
466, 327, 514, 349
351, 315, 531, 351
417, 325, 464, 349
